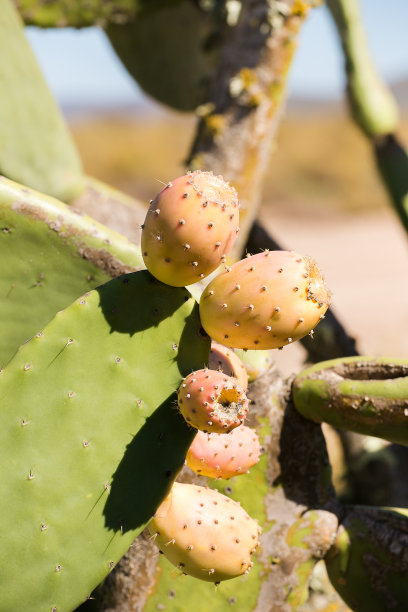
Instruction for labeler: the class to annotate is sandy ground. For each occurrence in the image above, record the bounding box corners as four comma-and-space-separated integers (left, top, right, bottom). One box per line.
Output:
261, 205, 408, 375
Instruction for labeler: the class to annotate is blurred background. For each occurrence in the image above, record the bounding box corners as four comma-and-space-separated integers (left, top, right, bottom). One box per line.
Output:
25, 0, 408, 371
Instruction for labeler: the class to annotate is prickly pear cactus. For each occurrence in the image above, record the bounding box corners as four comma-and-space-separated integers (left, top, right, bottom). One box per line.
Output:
0, 0, 83, 200
0, 270, 209, 611
91, 365, 342, 611
0, 176, 144, 366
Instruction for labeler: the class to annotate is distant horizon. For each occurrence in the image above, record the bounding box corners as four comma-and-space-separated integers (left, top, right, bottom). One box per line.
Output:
26, 0, 408, 111
60, 77, 408, 118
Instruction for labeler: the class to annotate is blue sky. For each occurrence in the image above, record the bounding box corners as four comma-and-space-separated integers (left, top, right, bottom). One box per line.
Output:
26, 0, 408, 109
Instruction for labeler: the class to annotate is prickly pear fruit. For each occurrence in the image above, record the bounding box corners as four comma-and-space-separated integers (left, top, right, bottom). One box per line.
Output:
199, 251, 330, 350
177, 369, 249, 433
208, 341, 248, 390
186, 425, 261, 479
148, 482, 260, 582
141, 171, 239, 287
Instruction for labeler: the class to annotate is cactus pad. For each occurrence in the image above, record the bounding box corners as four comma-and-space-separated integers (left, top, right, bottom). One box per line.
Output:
0, 271, 209, 611
0, 0, 83, 201
0, 176, 144, 367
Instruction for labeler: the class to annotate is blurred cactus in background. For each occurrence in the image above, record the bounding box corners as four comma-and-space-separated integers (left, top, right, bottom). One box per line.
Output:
1, 0, 407, 610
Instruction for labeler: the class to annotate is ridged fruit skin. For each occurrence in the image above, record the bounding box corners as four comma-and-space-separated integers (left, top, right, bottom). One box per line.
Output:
208, 341, 248, 390
186, 425, 261, 479
199, 251, 330, 350
148, 482, 260, 582
177, 369, 248, 433
141, 171, 239, 287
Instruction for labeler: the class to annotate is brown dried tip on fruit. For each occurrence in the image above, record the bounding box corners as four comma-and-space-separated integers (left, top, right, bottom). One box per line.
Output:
178, 369, 248, 433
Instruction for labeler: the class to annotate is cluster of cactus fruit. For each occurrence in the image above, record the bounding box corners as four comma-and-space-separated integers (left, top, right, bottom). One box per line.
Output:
1, 165, 407, 612
141, 169, 330, 583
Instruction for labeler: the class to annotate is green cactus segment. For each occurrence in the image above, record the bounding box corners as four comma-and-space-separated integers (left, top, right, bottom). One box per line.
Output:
0, 176, 144, 367
234, 348, 274, 383
106, 0, 223, 111
14, 0, 183, 27
326, 506, 408, 612
0, 1, 83, 201
327, 0, 399, 138
0, 271, 209, 612
292, 356, 408, 446
374, 136, 408, 235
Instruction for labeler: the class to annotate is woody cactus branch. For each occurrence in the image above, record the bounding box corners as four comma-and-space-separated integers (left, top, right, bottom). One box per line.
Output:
13, 0, 182, 28
325, 505, 408, 612
187, 0, 322, 259
327, 0, 408, 234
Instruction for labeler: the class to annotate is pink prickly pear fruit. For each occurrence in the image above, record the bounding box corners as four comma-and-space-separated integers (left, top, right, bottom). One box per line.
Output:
148, 482, 260, 582
177, 369, 249, 433
199, 250, 330, 350
186, 425, 261, 479
141, 170, 239, 286
208, 341, 248, 391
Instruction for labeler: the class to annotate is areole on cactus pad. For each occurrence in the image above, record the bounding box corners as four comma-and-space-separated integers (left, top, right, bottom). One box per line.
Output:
199, 250, 330, 350
141, 170, 239, 287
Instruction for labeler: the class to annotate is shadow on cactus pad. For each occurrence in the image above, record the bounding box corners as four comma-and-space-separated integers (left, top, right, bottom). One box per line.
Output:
0, 270, 209, 612
104, 394, 195, 533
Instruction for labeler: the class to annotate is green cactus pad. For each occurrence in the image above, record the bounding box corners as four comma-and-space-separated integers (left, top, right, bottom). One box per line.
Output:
0, 270, 210, 611
0, 0, 84, 201
106, 0, 222, 111
292, 356, 408, 446
0, 176, 144, 367
325, 506, 408, 612
327, 0, 399, 139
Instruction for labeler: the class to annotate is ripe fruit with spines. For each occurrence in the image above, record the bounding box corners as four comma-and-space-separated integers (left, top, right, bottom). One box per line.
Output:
141, 170, 239, 287
208, 340, 248, 390
199, 250, 330, 350
186, 425, 261, 479
148, 482, 260, 582
177, 368, 249, 433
